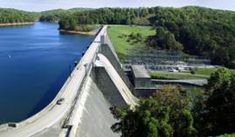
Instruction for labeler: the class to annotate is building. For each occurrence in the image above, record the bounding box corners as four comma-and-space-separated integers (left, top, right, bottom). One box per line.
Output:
131, 65, 152, 88
129, 65, 157, 97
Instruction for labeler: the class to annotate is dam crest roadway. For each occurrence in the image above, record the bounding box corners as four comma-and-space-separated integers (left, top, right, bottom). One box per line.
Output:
0, 25, 138, 137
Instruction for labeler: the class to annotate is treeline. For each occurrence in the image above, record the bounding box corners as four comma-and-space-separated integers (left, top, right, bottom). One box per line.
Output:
0, 8, 38, 24
111, 68, 235, 137
147, 6, 235, 68
39, 9, 67, 22
58, 7, 155, 30
0, 8, 91, 24
57, 6, 235, 68
39, 8, 92, 22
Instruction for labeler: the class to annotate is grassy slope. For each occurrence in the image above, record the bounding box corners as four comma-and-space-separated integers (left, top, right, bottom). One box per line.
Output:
107, 25, 235, 80
151, 68, 235, 80
194, 68, 218, 76
194, 68, 235, 76
107, 25, 155, 59
215, 133, 235, 137
151, 71, 210, 80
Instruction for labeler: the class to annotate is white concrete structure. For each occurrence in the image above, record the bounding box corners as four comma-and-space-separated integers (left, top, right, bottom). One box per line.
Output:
96, 54, 138, 107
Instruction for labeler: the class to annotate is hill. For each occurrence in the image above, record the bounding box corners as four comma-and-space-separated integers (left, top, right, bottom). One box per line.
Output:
39, 8, 93, 22
0, 8, 38, 24
58, 6, 235, 68
147, 6, 235, 68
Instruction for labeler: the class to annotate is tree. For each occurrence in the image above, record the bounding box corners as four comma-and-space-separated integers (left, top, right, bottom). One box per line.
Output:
206, 68, 232, 91
147, 27, 183, 51
165, 32, 183, 51
212, 48, 230, 67
68, 18, 77, 30
111, 85, 197, 137
197, 68, 235, 136
150, 7, 235, 68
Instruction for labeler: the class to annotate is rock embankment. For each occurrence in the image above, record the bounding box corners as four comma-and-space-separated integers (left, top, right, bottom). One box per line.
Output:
0, 22, 33, 27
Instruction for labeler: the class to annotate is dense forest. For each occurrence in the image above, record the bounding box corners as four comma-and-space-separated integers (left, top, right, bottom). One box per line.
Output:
39, 9, 67, 22
58, 7, 153, 30
0, 8, 38, 23
111, 68, 235, 137
39, 8, 92, 22
57, 8, 155, 32
148, 7, 235, 68
57, 6, 235, 68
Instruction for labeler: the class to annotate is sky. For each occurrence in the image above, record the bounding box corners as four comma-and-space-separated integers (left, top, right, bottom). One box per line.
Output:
0, 0, 235, 12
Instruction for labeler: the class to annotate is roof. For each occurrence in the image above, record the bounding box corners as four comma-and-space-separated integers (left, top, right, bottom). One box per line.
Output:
131, 65, 150, 79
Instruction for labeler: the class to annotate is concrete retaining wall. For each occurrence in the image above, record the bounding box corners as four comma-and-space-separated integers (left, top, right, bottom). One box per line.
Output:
100, 43, 135, 94
93, 67, 127, 107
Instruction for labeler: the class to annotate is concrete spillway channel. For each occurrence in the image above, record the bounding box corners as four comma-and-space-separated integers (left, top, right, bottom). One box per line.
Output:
0, 25, 138, 137
95, 54, 138, 107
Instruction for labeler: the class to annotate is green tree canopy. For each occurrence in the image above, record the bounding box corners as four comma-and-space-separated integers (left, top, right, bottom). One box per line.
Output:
0, 8, 38, 24
111, 85, 197, 137
196, 68, 235, 136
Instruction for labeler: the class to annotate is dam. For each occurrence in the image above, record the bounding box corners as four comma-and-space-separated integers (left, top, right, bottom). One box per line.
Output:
0, 26, 138, 137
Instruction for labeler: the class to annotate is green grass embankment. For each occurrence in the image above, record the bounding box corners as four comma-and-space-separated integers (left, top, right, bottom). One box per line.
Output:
151, 71, 210, 80
151, 68, 235, 80
194, 68, 235, 75
215, 133, 235, 137
107, 25, 155, 60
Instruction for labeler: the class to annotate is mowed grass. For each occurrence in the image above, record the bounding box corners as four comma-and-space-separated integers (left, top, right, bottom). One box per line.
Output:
107, 25, 155, 59
150, 71, 210, 80
151, 68, 235, 80
216, 133, 235, 137
194, 68, 235, 76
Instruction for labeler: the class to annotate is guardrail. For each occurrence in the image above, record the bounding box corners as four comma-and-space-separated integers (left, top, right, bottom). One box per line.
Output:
61, 26, 107, 137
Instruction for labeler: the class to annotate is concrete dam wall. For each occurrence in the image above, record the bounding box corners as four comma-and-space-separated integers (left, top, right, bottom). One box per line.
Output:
0, 26, 137, 137
75, 72, 120, 137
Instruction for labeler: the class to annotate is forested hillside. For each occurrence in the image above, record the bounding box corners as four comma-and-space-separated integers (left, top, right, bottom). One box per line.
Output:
58, 6, 235, 68
0, 8, 38, 23
39, 8, 93, 22
58, 8, 153, 30
39, 9, 67, 22
148, 7, 235, 68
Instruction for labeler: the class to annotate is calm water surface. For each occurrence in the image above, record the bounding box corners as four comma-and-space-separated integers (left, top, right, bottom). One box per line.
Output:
0, 22, 94, 123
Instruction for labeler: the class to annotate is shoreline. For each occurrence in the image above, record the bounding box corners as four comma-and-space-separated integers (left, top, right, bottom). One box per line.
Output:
0, 22, 34, 27
59, 29, 97, 36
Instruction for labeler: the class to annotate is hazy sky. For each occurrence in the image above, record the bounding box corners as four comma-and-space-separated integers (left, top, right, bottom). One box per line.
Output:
0, 0, 235, 11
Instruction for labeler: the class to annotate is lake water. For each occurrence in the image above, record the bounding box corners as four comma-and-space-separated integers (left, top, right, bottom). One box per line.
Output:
0, 22, 94, 124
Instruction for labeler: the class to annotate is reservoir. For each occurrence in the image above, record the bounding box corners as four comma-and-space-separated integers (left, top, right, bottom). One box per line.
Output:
0, 22, 94, 124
